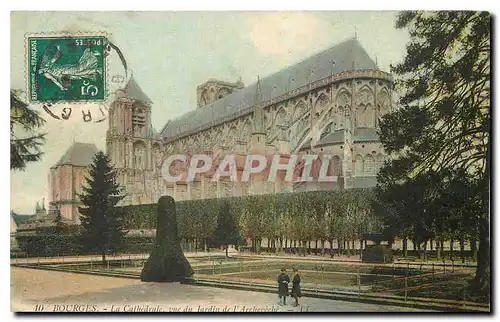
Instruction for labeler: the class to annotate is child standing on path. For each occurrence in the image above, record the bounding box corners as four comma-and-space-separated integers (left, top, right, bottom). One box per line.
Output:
291, 268, 302, 307
277, 268, 290, 305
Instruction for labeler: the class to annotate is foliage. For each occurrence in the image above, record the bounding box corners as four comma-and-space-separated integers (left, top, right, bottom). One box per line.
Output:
119, 189, 381, 254
10, 90, 46, 171
378, 11, 490, 290
52, 207, 67, 234
78, 151, 127, 263
212, 201, 240, 256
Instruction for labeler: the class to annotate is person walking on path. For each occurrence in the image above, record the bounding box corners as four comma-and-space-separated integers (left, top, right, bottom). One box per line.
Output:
291, 268, 302, 307
277, 268, 290, 305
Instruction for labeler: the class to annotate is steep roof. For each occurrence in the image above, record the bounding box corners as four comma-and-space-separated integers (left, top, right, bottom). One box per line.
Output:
124, 76, 153, 104
54, 142, 99, 167
11, 212, 35, 225
160, 37, 377, 140
315, 128, 379, 147
353, 128, 379, 142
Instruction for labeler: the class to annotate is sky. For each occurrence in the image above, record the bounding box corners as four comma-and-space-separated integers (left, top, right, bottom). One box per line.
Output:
10, 11, 410, 214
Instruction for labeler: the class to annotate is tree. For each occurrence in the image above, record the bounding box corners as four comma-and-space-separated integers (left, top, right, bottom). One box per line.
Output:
239, 195, 267, 253
53, 206, 67, 234
213, 201, 240, 257
78, 151, 126, 263
10, 90, 46, 170
379, 11, 490, 290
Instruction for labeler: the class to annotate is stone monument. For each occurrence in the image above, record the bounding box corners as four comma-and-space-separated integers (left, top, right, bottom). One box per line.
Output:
140, 196, 194, 282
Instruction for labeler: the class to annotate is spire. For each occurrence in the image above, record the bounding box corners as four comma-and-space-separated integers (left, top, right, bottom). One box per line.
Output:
255, 75, 263, 105
124, 75, 153, 104
354, 26, 357, 39
375, 55, 379, 69
252, 76, 265, 135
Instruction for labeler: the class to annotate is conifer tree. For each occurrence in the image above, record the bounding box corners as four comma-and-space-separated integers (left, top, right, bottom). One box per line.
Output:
78, 151, 126, 263
10, 90, 46, 170
378, 11, 490, 291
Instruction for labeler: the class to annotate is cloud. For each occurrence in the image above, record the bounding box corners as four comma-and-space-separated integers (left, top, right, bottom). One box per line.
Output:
248, 12, 328, 57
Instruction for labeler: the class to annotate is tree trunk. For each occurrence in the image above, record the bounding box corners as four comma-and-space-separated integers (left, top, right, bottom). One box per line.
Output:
430, 239, 433, 251
102, 251, 106, 265
267, 238, 270, 252
423, 240, 427, 261
225, 245, 229, 258
474, 217, 490, 291
403, 238, 408, 258
315, 240, 319, 252
460, 237, 465, 263
471, 238, 477, 261
449, 239, 454, 261
436, 238, 441, 261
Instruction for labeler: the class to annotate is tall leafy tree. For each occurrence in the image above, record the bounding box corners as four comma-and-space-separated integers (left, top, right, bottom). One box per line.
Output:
213, 201, 240, 257
78, 151, 126, 263
10, 90, 46, 170
378, 11, 490, 290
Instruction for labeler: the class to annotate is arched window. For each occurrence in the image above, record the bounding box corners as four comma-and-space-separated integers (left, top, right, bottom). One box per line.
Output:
364, 154, 376, 176
133, 141, 147, 170
275, 108, 287, 126
152, 144, 162, 168
293, 102, 307, 121
332, 155, 342, 176
376, 153, 385, 172
355, 155, 364, 176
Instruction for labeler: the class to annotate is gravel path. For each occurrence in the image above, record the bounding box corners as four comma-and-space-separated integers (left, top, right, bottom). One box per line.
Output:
11, 267, 433, 313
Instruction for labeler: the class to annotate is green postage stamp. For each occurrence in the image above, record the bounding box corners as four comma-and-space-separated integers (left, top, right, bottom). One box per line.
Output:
27, 34, 107, 103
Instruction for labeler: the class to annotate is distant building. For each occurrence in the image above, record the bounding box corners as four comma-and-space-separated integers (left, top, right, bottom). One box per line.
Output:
48, 142, 99, 223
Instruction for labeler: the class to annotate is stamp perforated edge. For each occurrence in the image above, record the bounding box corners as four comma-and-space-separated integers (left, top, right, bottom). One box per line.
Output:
24, 31, 110, 105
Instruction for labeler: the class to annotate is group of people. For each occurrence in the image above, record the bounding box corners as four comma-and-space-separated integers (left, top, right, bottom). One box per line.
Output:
277, 268, 301, 307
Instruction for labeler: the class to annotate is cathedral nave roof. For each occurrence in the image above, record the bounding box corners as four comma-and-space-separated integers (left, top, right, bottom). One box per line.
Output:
160, 38, 377, 141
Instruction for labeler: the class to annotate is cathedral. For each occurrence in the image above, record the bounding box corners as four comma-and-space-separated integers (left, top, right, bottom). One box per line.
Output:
48, 37, 395, 221
105, 37, 395, 207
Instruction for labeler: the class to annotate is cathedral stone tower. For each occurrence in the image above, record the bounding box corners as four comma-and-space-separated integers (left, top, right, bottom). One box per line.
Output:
197, 78, 245, 108
106, 76, 164, 205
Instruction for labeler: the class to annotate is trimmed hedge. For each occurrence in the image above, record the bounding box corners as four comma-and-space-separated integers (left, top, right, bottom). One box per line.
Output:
13, 189, 382, 257
14, 234, 156, 257
120, 189, 381, 254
